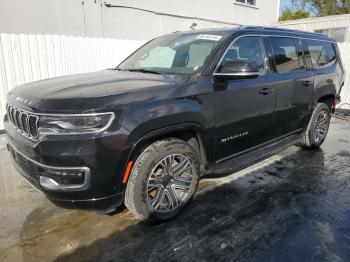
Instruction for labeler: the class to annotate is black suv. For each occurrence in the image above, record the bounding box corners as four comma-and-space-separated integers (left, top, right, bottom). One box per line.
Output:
4, 27, 345, 221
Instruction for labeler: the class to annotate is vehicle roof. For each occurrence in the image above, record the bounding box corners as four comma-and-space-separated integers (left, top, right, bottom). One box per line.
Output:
174, 26, 336, 43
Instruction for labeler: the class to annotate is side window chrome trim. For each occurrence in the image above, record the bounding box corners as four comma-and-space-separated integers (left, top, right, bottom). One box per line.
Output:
214, 35, 268, 74
213, 72, 261, 76
214, 34, 337, 74
299, 38, 312, 70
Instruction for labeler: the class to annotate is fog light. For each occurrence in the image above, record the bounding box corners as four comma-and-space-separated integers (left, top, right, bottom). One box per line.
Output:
39, 176, 60, 189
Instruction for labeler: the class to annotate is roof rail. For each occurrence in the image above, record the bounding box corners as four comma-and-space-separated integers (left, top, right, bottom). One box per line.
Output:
239, 25, 329, 37
239, 25, 302, 33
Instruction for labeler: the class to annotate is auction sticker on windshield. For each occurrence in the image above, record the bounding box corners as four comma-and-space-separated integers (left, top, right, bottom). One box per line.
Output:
196, 34, 223, 41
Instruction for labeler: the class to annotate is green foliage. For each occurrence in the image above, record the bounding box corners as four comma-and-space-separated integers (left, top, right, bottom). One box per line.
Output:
279, 8, 310, 21
291, 0, 350, 16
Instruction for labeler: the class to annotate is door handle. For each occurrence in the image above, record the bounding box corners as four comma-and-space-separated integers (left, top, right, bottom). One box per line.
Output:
259, 88, 273, 95
302, 80, 312, 87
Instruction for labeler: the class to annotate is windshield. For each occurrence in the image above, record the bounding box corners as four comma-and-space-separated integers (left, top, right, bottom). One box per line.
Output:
118, 32, 229, 75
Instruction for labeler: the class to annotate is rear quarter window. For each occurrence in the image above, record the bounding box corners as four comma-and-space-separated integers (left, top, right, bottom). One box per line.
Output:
302, 39, 337, 68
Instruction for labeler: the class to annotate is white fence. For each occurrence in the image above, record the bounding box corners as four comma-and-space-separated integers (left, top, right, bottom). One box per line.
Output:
0, 34, 145, 129
338, 42, 350, 110
0, 34, 350, 130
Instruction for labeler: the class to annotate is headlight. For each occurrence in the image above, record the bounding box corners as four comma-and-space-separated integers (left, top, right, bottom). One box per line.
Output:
38, 112, 115, 135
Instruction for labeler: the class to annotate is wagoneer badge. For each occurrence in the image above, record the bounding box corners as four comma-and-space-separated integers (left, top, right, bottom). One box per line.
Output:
221, 131, 249, 143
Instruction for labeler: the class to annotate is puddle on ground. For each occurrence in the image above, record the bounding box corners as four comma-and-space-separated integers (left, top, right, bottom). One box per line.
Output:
1, 118, 350, 262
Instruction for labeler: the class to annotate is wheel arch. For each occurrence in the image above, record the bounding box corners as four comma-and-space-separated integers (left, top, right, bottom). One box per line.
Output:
132, 124, 207, 169
314, 79, 337, 110
317, 94, 336, 112
122, 123, 210, 186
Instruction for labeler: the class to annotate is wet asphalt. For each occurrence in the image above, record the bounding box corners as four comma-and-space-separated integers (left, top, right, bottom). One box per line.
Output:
1, 116, 350, 262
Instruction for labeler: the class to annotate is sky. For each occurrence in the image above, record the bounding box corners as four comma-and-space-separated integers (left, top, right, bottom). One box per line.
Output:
280, 0, 295, 13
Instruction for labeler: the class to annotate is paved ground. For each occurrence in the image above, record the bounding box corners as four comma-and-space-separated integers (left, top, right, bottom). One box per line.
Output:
1, 117, 350, 262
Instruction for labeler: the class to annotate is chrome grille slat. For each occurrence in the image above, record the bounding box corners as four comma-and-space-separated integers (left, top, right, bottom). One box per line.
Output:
6, 104, 10, 118
29, 115, 39, 138
21, 113, 30, 135
10, 107, 16, 126
8, 106, 13, 123
6, 104, 39, 140
15, 111, 22, 129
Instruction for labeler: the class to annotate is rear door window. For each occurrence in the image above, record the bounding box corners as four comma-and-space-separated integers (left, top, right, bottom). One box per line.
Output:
302, 39, 337, 68
270, 37, 305, 73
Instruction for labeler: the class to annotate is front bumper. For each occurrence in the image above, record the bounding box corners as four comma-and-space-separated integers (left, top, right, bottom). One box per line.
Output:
9, 146, 123, 211
8, 143, 91, 191
4, 117, 133, 212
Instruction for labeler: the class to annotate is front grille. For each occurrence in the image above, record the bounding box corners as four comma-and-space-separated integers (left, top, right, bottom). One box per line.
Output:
8, 144, 41, 187
15, 150, 41, 174
6, 104, 39, 140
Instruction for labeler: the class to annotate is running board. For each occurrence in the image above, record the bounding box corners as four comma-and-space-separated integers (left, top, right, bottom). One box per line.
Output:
209, 133, 301, 175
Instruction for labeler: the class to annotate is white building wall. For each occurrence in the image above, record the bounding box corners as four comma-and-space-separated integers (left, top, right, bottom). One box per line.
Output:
0, 0, 280, 40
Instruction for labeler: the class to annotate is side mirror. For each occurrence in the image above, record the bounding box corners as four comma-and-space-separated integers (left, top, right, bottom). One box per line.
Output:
214, 60, 260, 80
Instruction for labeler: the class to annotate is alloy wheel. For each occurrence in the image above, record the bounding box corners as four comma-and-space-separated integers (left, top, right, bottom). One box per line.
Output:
147, 154, 194, 212
314, 110, 329, 143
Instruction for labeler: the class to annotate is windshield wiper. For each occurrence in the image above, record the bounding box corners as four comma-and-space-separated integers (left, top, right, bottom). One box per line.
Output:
125, 68, 163, 75
112, 66, 125, 71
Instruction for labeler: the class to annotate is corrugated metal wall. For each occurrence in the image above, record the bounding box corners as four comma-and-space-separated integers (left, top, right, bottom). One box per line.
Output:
275, 15, 350, 41
0, 34, 145, 129
338, 42, 350, 109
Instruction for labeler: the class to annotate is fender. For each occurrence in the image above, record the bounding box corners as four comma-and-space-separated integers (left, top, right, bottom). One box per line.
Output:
116, 121, 213, 189
313, 64, 339, 103
129, 121, 211, 165
314, 84, 336, 103
301, 81, 337, 132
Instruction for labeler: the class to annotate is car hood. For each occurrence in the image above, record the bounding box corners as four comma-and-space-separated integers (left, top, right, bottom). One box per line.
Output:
8, 70, 191, 112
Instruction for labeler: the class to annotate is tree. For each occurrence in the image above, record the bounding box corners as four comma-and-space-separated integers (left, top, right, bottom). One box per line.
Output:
279, 8, 310, 21
291, 0, 350, 16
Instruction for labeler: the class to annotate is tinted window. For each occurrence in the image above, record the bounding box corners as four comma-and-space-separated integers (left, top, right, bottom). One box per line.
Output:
302, 40, 337, 68
218, 36, 266, 73
270, 37, 304, 73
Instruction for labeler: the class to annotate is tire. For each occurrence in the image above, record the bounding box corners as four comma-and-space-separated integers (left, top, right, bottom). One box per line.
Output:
299, 102, 331, 148
124, 138, 200, 221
